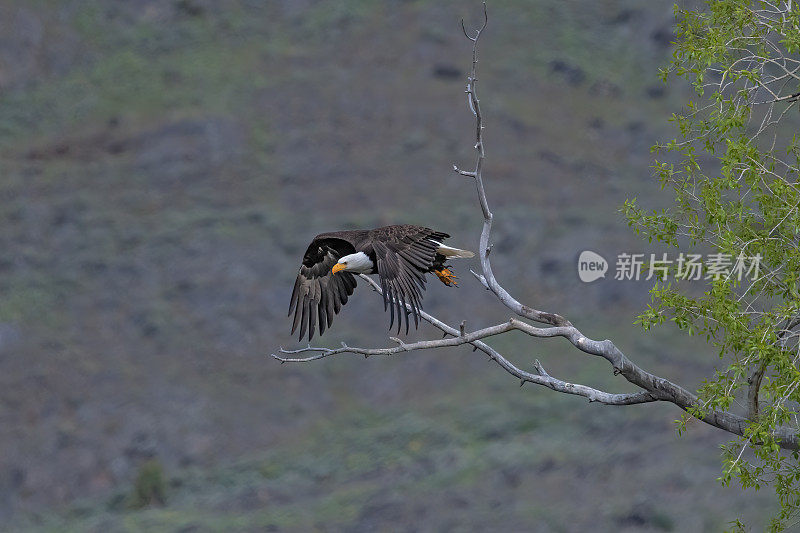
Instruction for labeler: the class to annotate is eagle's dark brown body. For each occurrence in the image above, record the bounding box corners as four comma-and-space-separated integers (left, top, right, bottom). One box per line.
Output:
289, 224, 471, 341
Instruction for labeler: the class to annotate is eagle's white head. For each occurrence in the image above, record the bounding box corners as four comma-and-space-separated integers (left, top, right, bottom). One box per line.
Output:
331, 251, 374, 274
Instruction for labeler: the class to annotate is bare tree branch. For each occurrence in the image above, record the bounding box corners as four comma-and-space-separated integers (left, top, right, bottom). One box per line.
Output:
274, 272, 798, 447
453, 2, 570, 329
448, 4, 798, 449
276, 2, 800, 451
273, 274, 660, 406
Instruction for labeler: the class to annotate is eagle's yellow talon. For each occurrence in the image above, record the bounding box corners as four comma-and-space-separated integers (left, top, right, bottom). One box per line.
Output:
435, 268, 458, 286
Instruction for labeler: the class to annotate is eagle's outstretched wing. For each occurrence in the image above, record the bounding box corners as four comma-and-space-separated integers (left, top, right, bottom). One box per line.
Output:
288, 237, 358, 341
370, 226, 449, 333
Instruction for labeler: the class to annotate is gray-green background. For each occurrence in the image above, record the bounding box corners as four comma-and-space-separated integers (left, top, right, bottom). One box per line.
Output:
0, 0, 773, 531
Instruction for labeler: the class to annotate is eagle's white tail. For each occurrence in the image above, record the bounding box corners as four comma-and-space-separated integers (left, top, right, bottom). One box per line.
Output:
435, 243, 475, 258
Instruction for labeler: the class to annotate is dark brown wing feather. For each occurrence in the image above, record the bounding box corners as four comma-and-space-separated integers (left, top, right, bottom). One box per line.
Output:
369, 225, 449, 334
289, 237, 358, 341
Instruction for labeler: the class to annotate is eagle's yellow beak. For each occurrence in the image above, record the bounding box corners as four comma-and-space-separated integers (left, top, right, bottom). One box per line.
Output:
331, 263, 347, 274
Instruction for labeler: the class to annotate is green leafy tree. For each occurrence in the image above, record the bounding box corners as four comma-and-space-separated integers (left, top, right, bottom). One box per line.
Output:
625, 1, 800, 529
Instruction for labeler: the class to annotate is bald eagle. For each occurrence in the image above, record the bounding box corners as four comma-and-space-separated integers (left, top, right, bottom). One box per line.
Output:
289, 224, 474, 341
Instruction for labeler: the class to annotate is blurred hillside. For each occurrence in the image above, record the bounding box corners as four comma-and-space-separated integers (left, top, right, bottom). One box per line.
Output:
0, 0, 777, 531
